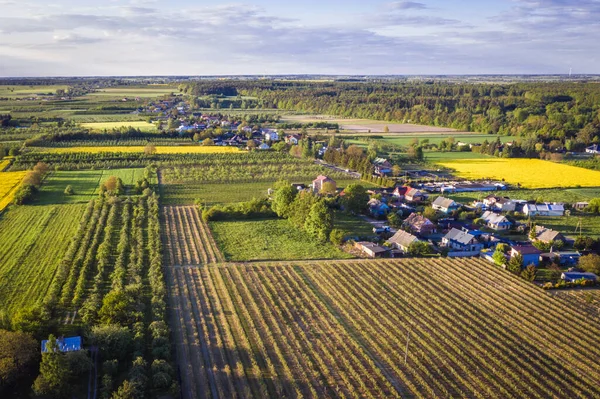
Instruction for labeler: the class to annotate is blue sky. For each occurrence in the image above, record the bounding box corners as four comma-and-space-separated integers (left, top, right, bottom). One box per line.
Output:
0, 0, 598, 76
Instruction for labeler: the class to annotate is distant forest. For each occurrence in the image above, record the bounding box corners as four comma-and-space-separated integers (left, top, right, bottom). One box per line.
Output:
181, 80, 600, 151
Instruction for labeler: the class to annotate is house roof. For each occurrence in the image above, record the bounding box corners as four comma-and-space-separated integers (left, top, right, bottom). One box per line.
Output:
393, 186, 408, 196
511, 244, 542, 255
482, 211, 511, 225
525, 203, 564, 212
444, 228, 476, 245
432, 196, 457, 209
314, 175, 335, 183
41, 336, 82, 353
403, 213, 434, 230
388, 230, 419, 248
562, 272, 597, 280
535, 226, 564, 242
406, 188, 425, 197
356, 241, 389, 254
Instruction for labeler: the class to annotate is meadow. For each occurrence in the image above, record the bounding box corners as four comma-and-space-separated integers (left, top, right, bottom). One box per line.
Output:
0, 204, 85, 317
167, 258, 600, 398
448, 187, 600, 204
209, 219, 352, 261
38, 145, 242, 154
0, 171, 27, 211
437, 158, 600, 189
162, 179, 375, 206
0, 85, 69, 98
84, 85, 177, 97
81, 121, 157, 132
519, 214, 600, 239
35, 168, 151, 204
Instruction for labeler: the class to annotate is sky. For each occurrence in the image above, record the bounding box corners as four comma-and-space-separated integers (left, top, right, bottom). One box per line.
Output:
0, 0, 599, 76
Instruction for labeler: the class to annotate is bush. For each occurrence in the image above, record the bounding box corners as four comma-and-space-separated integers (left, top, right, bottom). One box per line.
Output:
329, 228, 345, 245
64, 185, 74, 195
12, 184, 37, 205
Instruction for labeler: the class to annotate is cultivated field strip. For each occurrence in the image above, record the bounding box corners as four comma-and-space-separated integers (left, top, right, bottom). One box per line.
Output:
161, 206, 223, 266
167, 259, 600, 399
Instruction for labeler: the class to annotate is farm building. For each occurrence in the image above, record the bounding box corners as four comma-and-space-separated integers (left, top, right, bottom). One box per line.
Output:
354, 241, 389, 258
41, 336, 82, 353
574, 202, 589, 210
481, 211, 512, 231
533, 226, 567, 244
561, 272, 598, 282
312, 175, 336, 193
442, 228, 483, 256
373, 158, 393, 176
402, 213, 437, 236
432, 197, 460, 214
510, 244, 542, 267
388, 230, 420, 252
523, 203, 565, 217
540, 251, 581, 266
405, 188, 428, 203
392, 186, 408, 199
585, 144, 600, 154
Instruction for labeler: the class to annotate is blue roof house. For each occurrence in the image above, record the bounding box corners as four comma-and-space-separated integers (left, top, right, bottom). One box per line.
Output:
41, 336, 82, 353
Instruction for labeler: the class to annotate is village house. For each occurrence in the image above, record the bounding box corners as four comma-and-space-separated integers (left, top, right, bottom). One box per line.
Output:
510, 244, 542, 267
442, 228, 484, 256
285, 134, 301, 145
368, 199, 390, 218
432, 197, 460, 214
523, 203, 565, 217
373, 158, 393, 176
540, 251, 581, 266
392, 186, 408, 200
402, 213, 437, 236
354, 241, 389, 258
41, 336, 82, 353
312, 175, 336, 194
265, 130, 279, 141
387, 230, 420, 252
481, 211, 512, 231
405, 188, 428, 203
533, 226, 567, 244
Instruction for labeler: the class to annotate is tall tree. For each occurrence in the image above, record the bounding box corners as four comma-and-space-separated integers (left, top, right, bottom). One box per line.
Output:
305, 201, 333, 242
33, 335, 71, 398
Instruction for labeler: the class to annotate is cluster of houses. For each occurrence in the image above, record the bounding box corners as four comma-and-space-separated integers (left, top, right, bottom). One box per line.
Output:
348, 187, 597, 283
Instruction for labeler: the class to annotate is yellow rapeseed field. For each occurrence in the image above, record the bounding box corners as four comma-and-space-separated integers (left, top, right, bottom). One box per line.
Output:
0, 171, 27, 211
437, 158, 600, 189
40, 146, 242, 154
0, 159, 10, 171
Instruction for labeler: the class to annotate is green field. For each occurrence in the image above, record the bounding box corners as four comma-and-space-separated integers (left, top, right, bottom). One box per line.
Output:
333, 211, 377, 238
162, 179, 376, 206
84, 86, 177, 97
36, 168, 150, 204
425, 151, 492, 161
520, 214, 600, 239
448, 187, 600, 204
81, 121, 157, 131
0, 204, 85, 317
0, 85, 69, 98
209, 219, 353, 261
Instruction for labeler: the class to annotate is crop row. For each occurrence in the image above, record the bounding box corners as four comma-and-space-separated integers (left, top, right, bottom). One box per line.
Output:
162, 206, 223, 266
167, 259, 600, 398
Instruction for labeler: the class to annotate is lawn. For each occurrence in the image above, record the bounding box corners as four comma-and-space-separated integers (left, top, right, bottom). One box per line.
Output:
380, 134, 508, 147
38, 146, 242, 154
519, 214, 600, 239
425, 151, 492, 161
81, 121, 157, 132
161, 179, 376, 206
448, 187, 600, 204
333, 211, 376, 238
438, 158, 600, 189
209, 219, 353, 261
0, 204, 86, 316
35, 168, 150, 204
0, 85, 69, 98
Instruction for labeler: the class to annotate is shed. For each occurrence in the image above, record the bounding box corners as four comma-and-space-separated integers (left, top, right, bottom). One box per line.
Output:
41, 336, 82, 353
561, 272, 598, 282
355, 241, 389, 258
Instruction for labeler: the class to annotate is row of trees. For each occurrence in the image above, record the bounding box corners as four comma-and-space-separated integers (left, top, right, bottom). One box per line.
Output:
13, 162, 49, 205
